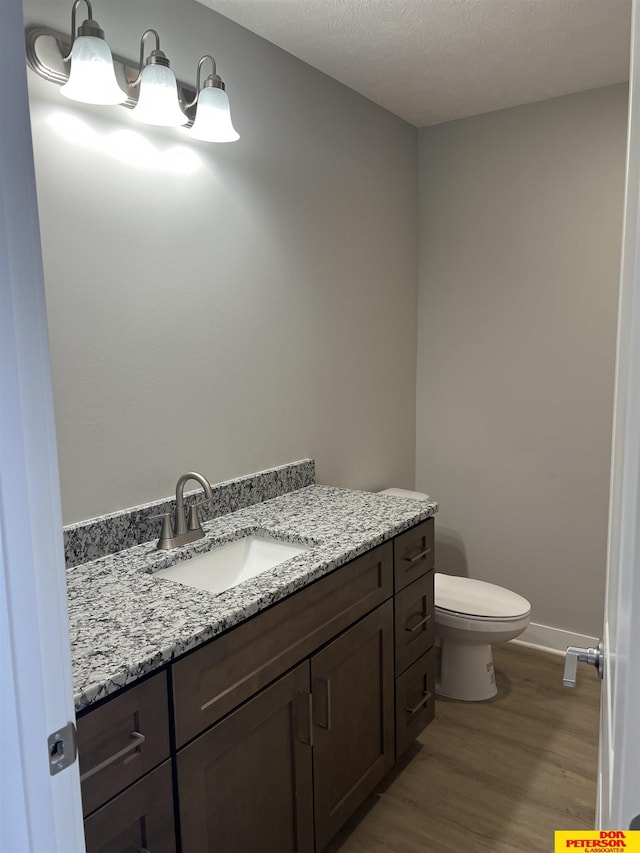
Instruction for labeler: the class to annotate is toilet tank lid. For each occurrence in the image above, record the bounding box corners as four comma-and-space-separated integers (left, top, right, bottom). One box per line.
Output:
378, 488, 430, 501
435, 573, 531, 619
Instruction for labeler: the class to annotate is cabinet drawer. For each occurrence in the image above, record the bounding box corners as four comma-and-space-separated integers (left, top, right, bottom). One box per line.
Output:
393, 519, 434, 592
172, 542, 393, 746
394, 571, 434, 676
77, 671, 170, 816
84, 760, 175, 853
395, 648, 435, 759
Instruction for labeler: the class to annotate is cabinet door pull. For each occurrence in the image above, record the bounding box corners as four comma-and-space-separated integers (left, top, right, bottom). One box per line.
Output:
80, 731, 146, 782
307, 692, 314, 747
295, 691, 313, 747
405, 691, 431, 716
404, 546, 431, 565
314, 677, 332, 731
405, 613, 431, 634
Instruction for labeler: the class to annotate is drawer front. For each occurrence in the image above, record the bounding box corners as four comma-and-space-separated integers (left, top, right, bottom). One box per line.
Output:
393, 518, 434, 592
84, 760, 176, 853
172, 542, 393, 746
395, 648, 435, 759
394, 571, 434, 676
77, 670, 170, 816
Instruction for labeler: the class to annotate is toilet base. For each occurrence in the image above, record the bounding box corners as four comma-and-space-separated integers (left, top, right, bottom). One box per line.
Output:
436, 639, 497, 701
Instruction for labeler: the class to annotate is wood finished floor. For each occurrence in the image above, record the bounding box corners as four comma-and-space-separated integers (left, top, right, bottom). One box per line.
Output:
326, 643, 601, 853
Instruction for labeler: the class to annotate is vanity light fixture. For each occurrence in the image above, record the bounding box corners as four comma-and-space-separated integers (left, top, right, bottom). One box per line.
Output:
187, 55, 240, 143
59, 0, 126, 105
25, 11, 241, 142
128, 30, 188, 127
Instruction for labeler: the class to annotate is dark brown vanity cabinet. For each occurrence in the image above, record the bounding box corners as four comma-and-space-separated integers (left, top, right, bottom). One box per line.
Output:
78, 518, 436, 853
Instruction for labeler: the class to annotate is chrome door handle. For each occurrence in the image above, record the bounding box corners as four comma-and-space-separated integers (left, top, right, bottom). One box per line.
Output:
563, 640, 604, 687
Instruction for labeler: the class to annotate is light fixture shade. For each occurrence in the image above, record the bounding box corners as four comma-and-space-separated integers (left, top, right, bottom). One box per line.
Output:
60, 35, 127, 105
190, 86, 239, 142
131, 63, 188, 127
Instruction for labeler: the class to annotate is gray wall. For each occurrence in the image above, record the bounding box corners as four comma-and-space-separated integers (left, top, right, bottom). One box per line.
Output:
416, 85, 627, 636
24, 0, 419, 523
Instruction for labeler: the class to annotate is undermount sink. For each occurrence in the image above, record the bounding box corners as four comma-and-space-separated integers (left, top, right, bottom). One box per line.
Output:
154, 534, 310, 596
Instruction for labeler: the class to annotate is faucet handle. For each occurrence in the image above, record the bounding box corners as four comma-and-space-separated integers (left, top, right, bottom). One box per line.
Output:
149, 511, 175, 547
188, 498, 212, 532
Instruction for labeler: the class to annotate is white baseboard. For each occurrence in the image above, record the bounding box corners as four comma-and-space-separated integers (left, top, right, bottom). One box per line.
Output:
510, 621, 599, 657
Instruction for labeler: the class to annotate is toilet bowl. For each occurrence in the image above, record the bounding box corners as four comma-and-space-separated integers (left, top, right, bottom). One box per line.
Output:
435, 573, 531, 701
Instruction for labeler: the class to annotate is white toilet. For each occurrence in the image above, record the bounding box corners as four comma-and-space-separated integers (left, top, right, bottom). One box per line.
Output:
378, 487, 531, 701
435, 573, 531, 701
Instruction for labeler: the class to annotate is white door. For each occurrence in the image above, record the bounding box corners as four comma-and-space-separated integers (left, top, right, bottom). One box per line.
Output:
595, 0, 640, 831
0, 0, 85, 848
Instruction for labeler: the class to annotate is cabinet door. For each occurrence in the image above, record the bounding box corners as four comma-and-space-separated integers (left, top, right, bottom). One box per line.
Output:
83, 760, 175, 853
311, 601, 394, 851
177, 661, 313, 853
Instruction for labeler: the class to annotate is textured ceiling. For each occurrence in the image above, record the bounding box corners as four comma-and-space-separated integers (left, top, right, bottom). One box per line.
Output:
195, 0, 631, 126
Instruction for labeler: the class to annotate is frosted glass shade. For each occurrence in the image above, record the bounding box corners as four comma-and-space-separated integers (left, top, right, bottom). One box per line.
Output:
190, 87, 239, 142
131, 64, 188, 127
60, 36, 126, 105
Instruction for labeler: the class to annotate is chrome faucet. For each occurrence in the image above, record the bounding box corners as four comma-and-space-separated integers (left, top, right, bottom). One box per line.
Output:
151, 471, 214, 550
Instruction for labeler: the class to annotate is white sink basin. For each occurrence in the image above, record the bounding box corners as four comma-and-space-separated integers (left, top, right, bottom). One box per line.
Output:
154, 534, 310, 596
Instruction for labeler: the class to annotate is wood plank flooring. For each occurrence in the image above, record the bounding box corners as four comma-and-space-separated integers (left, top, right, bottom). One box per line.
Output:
326, 643, 601, 853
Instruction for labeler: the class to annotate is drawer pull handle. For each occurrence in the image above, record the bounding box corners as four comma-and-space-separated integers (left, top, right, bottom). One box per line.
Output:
404, 546, 431, 565
406, 691, 432, 716
406, 613, 431, 634
80, 731, 146, 782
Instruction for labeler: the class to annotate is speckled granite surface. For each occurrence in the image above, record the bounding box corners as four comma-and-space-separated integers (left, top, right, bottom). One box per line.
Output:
63, 459, 315, 567
68, 485, 438, 712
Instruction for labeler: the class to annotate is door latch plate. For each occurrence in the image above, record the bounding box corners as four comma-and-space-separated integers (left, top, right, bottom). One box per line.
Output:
48, 721, 77, 776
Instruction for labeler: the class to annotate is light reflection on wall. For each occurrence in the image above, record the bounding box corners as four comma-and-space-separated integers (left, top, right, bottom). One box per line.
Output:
46, 111, 201, 175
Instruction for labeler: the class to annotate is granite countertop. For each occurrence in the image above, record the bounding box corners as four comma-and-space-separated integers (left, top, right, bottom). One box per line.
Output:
67, 485, 438, 712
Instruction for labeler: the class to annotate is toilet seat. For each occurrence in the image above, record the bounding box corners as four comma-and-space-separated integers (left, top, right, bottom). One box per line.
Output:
435, 573, 530, 621
435, 607, 529, 624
